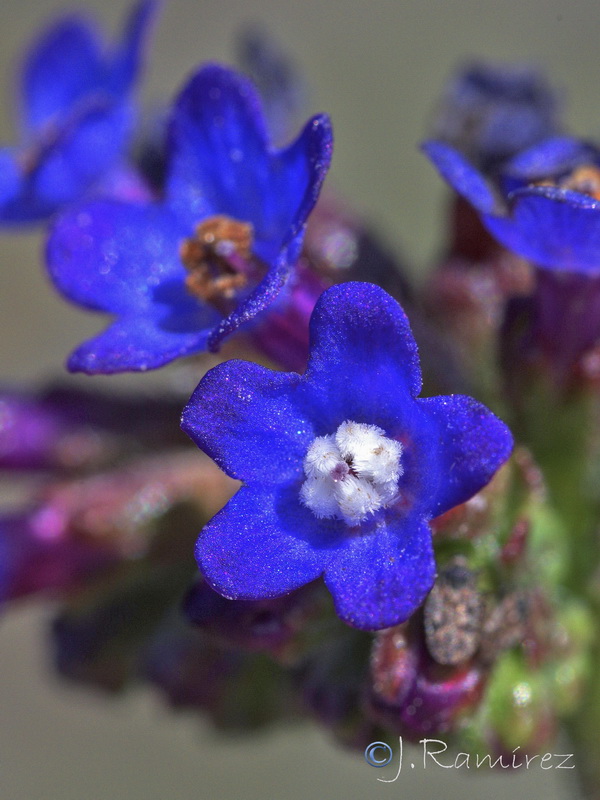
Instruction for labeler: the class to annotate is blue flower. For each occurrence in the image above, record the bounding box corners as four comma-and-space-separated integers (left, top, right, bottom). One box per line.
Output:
0, 1, 157, 224
430, 61, 561, 171
181, 282, 513, 631
46, 64, 333, 373
236, 26, 307, 145
423, 137, 600, 273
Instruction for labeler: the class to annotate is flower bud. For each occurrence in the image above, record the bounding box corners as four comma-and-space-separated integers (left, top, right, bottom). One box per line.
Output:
183, 579, 328, 664
369, 622, 486, 739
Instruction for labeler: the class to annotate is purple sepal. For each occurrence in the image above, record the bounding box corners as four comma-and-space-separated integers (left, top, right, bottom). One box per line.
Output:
502, 269, 600, 388
0, 392, 66, 470
0, 384, 186, 472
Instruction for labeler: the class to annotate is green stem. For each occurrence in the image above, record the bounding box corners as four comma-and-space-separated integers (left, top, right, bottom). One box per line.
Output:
513, 379, 600, 594
565, 618, 600, 799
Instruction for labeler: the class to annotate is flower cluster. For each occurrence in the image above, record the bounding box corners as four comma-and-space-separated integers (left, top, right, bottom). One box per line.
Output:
3, 3, 600, 791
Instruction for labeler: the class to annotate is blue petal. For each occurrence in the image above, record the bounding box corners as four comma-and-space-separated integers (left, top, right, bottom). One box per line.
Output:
20, 14, 102, 133
431, 61, 561, 169
417, 394, 513, 517
47, 200, 188, 313
484, 186, 600, 273
20, 2, 156, 135
106, 0, 159, 96
0, 150, 22, 206
1, 104, 135, 224
7, 2, 156, 222
166, 65, 332, 350
166, 64, 271, 226
182, 360, 313, 483
195, 484, 339, 599
478, 106, 558, 165
324, 516, 435, 630
205, 111, 333, 350
30, 101, 133, 209
67, 307, 216, 374
206, 227, 302, 351
167, 65, 333, 243
421, 140, 498, 214
302, 282, 423, 431
251, 112, 334, 262
504, 136, 599, 181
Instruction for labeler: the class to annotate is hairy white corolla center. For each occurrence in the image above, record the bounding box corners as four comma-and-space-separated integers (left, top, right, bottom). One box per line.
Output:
300, 420, 403, 526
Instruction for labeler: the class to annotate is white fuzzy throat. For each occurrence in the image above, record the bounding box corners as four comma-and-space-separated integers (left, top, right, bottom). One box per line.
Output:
300, 421, 403, 526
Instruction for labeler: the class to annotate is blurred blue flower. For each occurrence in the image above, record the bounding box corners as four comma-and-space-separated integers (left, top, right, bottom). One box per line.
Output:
181, 282, 513, 631
430, 60, 562, 171
236, 25, 308, 145
46, 64, 333, 373
0, 0, 157, 223
423, 137, 600, 273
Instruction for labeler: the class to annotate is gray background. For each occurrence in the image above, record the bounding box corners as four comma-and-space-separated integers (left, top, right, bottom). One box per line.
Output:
0, 0, 596, 797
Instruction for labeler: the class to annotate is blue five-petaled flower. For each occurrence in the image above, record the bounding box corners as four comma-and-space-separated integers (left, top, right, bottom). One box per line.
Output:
46, 63, 333, 373
423, 137, 600, 273
181, 282, 513, 631
0, 0, 156, 224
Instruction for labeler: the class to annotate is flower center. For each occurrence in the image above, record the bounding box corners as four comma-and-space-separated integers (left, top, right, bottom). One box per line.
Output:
535, 164, 600, 201
300, 420, 403, 526
180, 215, 264, 313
